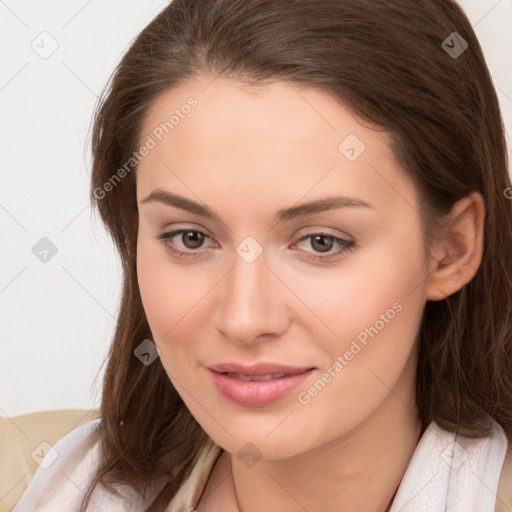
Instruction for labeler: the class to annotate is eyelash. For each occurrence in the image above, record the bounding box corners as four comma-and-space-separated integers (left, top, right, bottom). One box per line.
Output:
156, 229, 355, 262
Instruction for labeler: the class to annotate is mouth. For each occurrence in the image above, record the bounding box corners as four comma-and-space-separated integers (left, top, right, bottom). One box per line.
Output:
220, 371, 294, 381
207, 365, 316, 407
208, 361, 315, 376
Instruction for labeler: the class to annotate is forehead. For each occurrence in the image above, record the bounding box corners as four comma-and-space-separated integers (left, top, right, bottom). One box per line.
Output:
135, 76, 412, 217
140, 76, 388, 149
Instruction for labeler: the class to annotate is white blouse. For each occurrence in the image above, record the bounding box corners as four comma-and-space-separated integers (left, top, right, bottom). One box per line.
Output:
13, 416, 508, 511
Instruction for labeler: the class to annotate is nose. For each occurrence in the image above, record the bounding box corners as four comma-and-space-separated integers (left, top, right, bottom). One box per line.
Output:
213, 248, 291, 346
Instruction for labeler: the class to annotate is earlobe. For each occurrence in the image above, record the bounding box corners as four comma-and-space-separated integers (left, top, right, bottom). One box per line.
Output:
425, 192, 485, 302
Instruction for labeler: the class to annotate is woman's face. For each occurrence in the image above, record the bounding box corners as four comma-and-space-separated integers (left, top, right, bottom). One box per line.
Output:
135, 76, 429, 458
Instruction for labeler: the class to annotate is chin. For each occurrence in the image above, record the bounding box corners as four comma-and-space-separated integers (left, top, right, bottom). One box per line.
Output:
196, 408, 327, 461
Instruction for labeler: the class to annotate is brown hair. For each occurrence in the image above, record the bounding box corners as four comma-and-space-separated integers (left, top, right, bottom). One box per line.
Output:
83, 0, 512, 509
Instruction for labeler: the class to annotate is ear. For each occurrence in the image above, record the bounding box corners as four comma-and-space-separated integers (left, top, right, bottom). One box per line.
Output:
425, 192, 485, 301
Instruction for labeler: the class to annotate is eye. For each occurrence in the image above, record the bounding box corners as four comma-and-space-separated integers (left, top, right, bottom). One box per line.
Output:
293, 232, 355, 261
157, 229, 214, 259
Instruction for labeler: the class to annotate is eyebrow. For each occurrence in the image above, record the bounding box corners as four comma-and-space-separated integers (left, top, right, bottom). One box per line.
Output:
140, 189, 373, 222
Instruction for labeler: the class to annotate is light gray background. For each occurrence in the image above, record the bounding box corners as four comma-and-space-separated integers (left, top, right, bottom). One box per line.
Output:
1, 0, 511, 418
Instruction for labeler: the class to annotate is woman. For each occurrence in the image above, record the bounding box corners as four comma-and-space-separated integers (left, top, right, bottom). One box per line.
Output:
13, 0, 512, 510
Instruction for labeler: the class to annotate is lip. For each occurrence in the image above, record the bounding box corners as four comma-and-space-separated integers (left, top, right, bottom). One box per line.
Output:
207, 362, 316, 407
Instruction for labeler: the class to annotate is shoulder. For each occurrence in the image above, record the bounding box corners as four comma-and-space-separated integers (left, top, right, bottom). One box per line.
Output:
13, 418, 103, 512
496, 446, 512, 512
13, 418, 164, 512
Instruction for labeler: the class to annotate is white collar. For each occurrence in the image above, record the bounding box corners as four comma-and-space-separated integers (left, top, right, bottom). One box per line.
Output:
390, 418, 508, 511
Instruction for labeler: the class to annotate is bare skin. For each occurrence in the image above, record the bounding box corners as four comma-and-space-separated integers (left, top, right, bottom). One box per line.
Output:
135, 76, 485, 511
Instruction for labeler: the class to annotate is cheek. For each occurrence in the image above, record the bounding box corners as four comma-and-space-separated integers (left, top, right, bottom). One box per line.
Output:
137, 240, 184, 342
292, 226, 426, 394
293, 240, 424, 350
136, 238, 213, 369
137, 251, 175, 335
285, 248, 425, 450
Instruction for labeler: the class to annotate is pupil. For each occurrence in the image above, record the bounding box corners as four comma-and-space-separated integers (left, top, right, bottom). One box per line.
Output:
184, 231, 204, 249
312, 235, 333, 253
